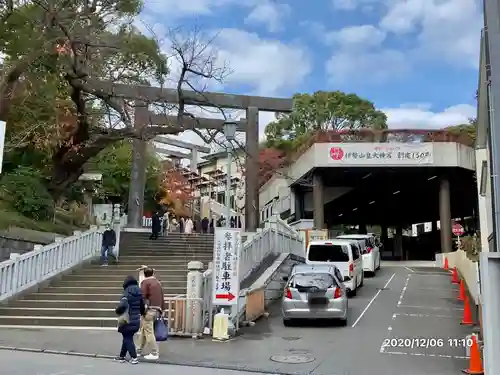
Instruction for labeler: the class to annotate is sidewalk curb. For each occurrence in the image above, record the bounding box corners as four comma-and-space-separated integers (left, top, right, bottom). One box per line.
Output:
0, 345, 311, 375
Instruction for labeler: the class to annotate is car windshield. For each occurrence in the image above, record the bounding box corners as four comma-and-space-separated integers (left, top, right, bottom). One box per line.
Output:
308, 244, 349, 262
292, 273, 335, 292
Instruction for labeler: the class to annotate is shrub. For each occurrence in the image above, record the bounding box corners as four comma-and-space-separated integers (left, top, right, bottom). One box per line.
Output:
0, 167, 54, 220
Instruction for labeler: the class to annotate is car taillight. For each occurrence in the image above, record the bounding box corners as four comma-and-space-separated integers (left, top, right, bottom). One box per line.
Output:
285, 288, 292, 299
349, 263, 354, 273
366, 247, 372, 253
333, 288, 342, 299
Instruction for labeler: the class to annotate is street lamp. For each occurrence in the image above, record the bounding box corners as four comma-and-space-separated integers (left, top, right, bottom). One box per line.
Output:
223, 119, 237, 228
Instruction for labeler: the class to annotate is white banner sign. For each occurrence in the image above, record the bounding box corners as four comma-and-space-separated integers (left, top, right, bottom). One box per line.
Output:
212, 228, 241, 306
327, 143, 433, 165
0, 121, 5, 174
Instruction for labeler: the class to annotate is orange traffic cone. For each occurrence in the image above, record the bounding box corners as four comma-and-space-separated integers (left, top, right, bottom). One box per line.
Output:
443, 257, 449, 270
452, 267, 459, 284
458, 280, 465, 301
461, 295, 474, 325
462, 335, 483, 374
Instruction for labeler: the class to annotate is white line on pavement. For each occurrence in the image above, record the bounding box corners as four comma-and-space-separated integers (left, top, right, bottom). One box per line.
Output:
403, 266, 414, 273
351, 273, 396, 328
382, 350, 468, 360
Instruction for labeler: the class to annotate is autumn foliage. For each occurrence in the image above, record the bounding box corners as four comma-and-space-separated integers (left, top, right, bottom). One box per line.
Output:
159, 166, 194, 216
258, 148, 287, 187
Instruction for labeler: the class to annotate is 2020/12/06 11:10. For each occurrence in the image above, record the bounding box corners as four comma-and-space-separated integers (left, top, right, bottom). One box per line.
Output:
383, 337, 474, 348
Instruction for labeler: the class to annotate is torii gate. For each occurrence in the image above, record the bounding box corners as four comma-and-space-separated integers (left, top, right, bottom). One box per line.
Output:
89, 81, 293, 232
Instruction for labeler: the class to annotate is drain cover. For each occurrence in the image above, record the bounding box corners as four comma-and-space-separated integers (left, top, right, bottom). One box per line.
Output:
270, 355, 315, 364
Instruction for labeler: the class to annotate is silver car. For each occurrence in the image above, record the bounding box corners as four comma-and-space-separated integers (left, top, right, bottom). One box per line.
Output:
281, 264, 348, 326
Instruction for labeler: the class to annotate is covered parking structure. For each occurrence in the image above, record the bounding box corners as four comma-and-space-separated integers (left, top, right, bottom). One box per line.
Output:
289, 130, 477, 260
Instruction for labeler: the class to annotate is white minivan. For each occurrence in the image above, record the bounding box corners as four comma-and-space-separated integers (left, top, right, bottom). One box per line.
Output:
305, 239, 364, 296
337, 234, 381, 275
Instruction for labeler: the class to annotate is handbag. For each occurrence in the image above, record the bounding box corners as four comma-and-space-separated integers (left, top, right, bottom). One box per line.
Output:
154, 316, 168, 341
117, 297, 129, 325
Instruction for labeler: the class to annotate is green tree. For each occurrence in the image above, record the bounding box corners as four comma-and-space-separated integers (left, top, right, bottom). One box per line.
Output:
0, 1, 228, 199
90, 140, 161, 210
265, 91, 388, 151
445, 118, 477, 144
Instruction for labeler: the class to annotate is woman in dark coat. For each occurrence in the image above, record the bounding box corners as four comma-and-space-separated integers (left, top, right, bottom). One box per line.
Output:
115, 275, 145, 363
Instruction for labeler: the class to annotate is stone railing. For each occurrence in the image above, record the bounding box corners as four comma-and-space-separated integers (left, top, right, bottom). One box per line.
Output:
0, 226, 103, 302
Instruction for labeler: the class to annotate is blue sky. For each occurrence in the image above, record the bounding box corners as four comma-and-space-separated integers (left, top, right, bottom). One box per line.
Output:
140, 0, 482, 148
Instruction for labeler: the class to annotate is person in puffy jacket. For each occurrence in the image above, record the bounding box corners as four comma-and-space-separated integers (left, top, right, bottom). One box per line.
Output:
115, 275, 145, 364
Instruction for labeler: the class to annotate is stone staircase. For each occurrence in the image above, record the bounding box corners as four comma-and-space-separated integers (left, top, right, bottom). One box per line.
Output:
0, 232, 214, 329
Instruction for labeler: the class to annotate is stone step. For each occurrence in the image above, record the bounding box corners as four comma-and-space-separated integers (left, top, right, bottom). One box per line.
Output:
81, 266, 201, 273
0, 316, 132, 328
113, 255, 213, 260
62, 275, 188, 282
22, 290, 186, 301
40, 286, 187, 294
114, 258, 212, 265
7, 300, 119, 309
53, 280, 187, 288
0, 307, 179, 318
65, 272, 193, 280
0, 307, 117, 318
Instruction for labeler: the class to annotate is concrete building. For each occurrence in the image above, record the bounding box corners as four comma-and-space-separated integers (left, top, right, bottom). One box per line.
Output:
476, 29, 494, 253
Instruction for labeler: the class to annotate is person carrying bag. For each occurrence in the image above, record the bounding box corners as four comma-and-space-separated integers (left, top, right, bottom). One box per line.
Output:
137, 267, 166, 360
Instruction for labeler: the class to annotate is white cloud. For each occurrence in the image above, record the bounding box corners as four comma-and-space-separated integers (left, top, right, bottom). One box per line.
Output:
244, 1, 291, 33
326, 49, 409, 84
213, 28, 312, 95
332, 0, 379, 11
382, 103, 476, 129
143, 0, 235, 20
325, 0, 482, 82
379, 0, 482, 68
325, 25, 386, 48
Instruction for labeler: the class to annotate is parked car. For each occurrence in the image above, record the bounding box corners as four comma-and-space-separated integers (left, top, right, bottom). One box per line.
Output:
337, 234, 381, 275
281, 263, 348, 326
305, 239, 363, 296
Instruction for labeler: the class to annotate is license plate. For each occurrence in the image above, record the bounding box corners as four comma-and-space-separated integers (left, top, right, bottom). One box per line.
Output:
308, 294, 327, 305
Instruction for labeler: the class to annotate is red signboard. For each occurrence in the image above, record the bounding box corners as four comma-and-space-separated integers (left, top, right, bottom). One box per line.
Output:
329, 147, 344, 160
452, 223, 464, 236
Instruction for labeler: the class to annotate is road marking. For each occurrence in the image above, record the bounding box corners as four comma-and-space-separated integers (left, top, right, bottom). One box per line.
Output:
397, 275, 410, 306
403, 266, 414, 273
398, 305, 463, 311
382, 350, 468, 360
351, 273, 396, 328
393, 312, 455, 318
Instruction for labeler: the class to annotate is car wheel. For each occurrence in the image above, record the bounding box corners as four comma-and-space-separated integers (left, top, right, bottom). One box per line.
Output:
339, 317, 348, 326
283, 319, 293, 327
348, 287, 357, 297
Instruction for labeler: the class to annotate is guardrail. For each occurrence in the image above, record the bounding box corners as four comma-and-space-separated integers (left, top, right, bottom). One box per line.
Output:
443, 250, 480, 305
0, 226, 103, 302
201, 223, 304, 332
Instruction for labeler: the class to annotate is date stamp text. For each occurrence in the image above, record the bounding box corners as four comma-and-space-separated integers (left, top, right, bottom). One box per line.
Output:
382, 337, 473, 349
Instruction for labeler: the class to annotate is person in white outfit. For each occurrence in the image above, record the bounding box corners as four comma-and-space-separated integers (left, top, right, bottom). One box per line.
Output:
184, 217, 193, 234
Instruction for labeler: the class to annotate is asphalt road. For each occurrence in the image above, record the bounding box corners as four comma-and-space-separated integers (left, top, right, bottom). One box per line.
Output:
0, 263, 474, 375
0, 351, 258, 375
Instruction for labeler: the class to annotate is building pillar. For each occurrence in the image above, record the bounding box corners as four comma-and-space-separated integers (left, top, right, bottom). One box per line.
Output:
294, 188, 304, 221
127, 104, 148, 228
381, 224, 388, 244
394, 225, 403, 259
439, 177, 453, 253
245, 107, 259, 232
313, 173, 324, 229
190, 148, 198, 173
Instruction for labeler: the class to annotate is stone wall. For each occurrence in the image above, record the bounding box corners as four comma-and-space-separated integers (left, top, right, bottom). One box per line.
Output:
0, 229, 58, 261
